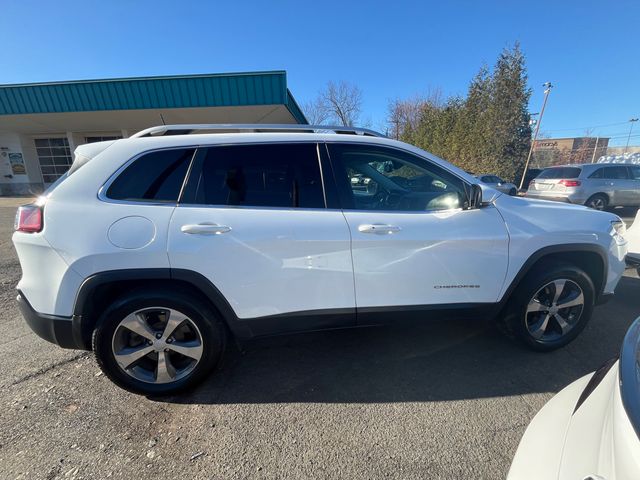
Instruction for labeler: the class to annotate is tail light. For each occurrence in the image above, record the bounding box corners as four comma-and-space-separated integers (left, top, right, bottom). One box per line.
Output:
14, 204, 43, 233
559, 179, 581, 187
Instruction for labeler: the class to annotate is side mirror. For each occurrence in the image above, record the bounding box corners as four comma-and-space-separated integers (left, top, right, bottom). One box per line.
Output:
468, 184, 483, 209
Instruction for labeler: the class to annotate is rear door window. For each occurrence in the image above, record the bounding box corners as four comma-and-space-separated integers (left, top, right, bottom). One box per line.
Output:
588, 168, 604, 179
603, 166, 629, 179
187, 143, 325, 209
106, 148, 195, 202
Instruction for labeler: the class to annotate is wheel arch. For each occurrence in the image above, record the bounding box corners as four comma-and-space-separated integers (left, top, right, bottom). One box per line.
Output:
585, 192, 610, 206
499, 244, 607, 310
72, 268, 250, 349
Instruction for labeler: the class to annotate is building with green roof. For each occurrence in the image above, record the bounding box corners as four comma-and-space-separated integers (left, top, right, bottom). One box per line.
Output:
0, 71, 307, 194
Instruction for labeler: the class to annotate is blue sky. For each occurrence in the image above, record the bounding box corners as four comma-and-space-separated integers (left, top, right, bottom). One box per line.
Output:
2, 0, 638, 145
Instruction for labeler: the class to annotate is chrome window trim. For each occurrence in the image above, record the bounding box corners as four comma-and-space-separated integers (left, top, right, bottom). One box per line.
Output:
323, 140, 475, 213
97, 145, 199, 207
620, 316, 640, 439
178, 141, 328, 210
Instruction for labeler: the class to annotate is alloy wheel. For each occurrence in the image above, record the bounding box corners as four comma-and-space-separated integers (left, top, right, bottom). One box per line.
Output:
588, 197, 605, 210
525, 279, 585, 342
111, 307, 204, 384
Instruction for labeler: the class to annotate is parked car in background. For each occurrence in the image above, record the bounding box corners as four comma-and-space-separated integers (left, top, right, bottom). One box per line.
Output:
526, 163, 640, 210
508, 316, 640, 480
521, 168, 543, 192
12, 124, 628, 395
476, 174, 518, 195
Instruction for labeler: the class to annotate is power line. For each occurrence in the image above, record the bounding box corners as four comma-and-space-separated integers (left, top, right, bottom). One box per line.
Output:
541, 121, 630, 133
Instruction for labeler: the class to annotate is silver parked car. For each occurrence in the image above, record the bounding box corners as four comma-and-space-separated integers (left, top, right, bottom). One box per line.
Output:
526, 163, 640, 210
476, 174, 518, 195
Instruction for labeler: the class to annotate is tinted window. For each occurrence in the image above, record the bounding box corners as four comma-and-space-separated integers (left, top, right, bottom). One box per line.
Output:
588, 168, 604, 179
537, 167, 582, 179
106, 148, 194, 202
328, 144, 468, 212
603, 166, 629, 179
191, 143, 324, 208
629, 166, 640, 180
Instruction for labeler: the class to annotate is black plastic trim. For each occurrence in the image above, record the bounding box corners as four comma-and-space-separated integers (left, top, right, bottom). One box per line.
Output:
573, 356, 617, 414
498, 243, 609, 307
17, 291, 81, 349
357, 303, 496, 325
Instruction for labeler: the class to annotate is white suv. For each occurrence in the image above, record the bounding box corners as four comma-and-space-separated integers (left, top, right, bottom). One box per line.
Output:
12, 125, 628, 395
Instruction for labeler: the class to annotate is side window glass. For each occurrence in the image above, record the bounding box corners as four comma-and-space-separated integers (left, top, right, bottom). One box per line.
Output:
192, 143, 325, 208
589, 168, 603, 179
629, 166, 640, 180
329, 144, 467, 212
604, 166, 629, 179
106, 148, 194, 202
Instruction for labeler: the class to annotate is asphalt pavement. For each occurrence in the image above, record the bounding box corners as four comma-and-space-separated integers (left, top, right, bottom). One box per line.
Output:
0, 197, 639, 480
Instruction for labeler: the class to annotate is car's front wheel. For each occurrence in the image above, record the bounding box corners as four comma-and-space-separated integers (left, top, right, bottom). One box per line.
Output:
500, 263, 595, 351
93, 289, 225, 395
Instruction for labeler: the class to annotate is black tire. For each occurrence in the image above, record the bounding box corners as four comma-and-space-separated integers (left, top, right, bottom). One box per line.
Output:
585, 193, 608, 210
499, 262, 595, 351
508, 188, 517, 196
93, 288, 225, 396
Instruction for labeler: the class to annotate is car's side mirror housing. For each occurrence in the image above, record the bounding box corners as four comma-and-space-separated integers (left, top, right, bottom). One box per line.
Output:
468, 184, 483, 209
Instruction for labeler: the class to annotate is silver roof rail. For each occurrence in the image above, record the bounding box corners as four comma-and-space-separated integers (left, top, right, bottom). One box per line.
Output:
131, 124, 386, 139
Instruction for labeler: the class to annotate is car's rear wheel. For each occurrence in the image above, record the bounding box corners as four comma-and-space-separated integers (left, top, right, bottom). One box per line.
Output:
93, 289, 225, 395
585, 193, 608, 210
500, 263, 595, 351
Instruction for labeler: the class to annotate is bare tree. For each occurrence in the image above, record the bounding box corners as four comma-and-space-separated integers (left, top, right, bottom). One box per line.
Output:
302, 98, 329, 125
303, 81, 363, 127
387, 90, 444, 139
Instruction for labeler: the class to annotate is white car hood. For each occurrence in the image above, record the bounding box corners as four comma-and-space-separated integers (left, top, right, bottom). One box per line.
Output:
509, 365, 640, 480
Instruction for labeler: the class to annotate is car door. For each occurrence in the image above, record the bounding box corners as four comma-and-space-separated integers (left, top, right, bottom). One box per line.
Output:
326, 142, 509, 315
627, 166, 640, 206
168, 142, 355, 332
603, 166, 631, 205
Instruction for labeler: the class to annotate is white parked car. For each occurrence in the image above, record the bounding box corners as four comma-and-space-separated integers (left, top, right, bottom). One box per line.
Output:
508, 317, 640, 480
625, 208, 640, 274
476, 174, 518, 195
12, 124, 628, 395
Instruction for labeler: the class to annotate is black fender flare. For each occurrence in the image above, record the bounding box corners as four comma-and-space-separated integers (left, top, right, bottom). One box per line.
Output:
72, 268, 252, 349
497, 243, 609, 309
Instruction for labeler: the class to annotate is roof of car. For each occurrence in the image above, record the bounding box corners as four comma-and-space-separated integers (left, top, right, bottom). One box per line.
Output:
545, 163, 630, 168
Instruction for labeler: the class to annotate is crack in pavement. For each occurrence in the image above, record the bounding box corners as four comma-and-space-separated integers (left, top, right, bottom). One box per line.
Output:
9, 352, 90, 387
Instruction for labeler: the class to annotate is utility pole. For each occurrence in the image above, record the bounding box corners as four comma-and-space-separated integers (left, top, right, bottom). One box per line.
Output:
624, 118, 638, 154
519, 82, 553, 190
591, 136, 599, 163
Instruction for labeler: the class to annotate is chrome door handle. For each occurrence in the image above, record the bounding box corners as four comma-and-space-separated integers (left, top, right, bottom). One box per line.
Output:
181, 223, 231, 235
358, 223, 402, 234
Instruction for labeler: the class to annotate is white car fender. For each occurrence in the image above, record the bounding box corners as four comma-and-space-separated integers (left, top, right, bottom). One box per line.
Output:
507, 373, 593, 479
625, 208, 640, 259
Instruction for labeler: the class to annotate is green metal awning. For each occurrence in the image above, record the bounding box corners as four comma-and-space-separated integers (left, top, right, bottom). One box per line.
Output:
0, 71, 307, 124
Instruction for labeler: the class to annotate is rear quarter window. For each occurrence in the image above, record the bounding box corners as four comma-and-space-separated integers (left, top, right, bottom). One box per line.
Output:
537, 167, 582, 179
106, 148, 195, 202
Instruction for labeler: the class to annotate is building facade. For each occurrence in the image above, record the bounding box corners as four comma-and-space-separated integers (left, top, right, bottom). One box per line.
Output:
531, 137, 610, 168
0, 71, 307, 195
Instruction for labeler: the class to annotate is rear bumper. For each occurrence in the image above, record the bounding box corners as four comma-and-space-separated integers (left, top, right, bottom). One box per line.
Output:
17, 291, 85, 350
525, 191, 588, 204
524, 192, 572, 203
